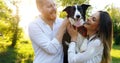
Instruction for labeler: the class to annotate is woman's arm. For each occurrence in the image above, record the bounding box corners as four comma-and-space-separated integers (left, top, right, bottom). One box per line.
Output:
68, 39, 103, 63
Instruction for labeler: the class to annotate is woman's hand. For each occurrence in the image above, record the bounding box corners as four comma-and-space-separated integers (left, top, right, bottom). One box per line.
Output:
67, 24, 78, 42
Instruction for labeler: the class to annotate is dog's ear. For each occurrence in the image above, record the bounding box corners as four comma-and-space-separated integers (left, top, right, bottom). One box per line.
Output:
80, 4, 90, 20
81, 4, 90, 11
63, 6, 72, 12
63, 6, 72, 17
81, 4, 90, 12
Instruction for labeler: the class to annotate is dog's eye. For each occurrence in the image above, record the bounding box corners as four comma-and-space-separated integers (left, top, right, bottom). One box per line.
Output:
77, 7, 81, 11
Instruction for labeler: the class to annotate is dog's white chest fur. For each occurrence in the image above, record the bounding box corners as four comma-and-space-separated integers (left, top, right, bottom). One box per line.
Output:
75, 34, 87, 53
68, 18, 84, 26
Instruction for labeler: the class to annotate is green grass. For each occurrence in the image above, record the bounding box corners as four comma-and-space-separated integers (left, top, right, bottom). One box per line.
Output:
0, 38, 34, 63
111, 45, 120, 63
0, 38, 120, 63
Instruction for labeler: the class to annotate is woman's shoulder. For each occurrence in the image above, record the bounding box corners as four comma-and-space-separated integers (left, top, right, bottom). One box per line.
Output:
90, 38, 102, 47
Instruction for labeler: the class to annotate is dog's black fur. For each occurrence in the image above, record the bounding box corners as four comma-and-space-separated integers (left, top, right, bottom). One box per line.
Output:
62, 4, 90, 63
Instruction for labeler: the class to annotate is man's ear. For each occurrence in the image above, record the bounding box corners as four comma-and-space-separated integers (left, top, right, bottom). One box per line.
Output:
63, 6, 72, 17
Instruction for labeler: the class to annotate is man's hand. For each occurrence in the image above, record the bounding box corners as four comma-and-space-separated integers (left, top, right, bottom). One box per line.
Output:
67, 24, 78, 42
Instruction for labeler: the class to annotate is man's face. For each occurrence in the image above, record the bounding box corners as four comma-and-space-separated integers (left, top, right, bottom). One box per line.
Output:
37, 0, 57, 21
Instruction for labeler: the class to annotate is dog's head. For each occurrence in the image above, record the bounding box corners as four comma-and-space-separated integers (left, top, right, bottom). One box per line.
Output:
63, 4, 90, 27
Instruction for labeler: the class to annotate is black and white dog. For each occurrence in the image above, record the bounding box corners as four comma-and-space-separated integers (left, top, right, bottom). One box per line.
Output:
62, 4, 90, 63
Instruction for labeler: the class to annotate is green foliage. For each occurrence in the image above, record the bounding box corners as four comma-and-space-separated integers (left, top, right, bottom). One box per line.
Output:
59, 11, 68, 18
57, 0, 89, 6
0, 0, 12, 20
107, 5, 120, 45
0, 0, 13, 34
0, 0, 23, 47
111, 45, 120, 63
0, 39, 34, 63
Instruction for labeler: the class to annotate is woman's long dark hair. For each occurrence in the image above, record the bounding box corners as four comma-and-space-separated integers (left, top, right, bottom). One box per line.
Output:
97, 11, 113, 63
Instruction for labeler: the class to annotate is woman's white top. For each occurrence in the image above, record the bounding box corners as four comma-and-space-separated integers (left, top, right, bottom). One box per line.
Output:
68, 34, 103, 63
28, 16, 64, 63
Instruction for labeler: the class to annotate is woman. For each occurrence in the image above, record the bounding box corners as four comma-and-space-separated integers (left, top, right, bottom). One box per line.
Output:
67, 11, 113, 63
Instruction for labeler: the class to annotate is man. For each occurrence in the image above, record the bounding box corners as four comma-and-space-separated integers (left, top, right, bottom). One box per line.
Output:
28, 0, 69, 63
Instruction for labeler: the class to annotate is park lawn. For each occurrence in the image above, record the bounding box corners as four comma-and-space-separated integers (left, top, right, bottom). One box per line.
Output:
111, 45, 120, 63
0, 39, 120, 63
0, 39, 34, 63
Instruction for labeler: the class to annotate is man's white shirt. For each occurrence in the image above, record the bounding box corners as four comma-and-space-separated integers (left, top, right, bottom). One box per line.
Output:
28, 16, 64, 63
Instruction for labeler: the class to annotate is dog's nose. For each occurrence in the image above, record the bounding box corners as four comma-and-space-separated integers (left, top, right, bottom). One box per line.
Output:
76, 15, 80, 18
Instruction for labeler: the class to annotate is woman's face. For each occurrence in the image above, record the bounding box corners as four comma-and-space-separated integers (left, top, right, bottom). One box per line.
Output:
84, 12, 100, 32
37, 0, 57, 21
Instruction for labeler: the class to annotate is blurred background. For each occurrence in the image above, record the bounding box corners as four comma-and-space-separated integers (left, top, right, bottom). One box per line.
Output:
0, 0, 120, 63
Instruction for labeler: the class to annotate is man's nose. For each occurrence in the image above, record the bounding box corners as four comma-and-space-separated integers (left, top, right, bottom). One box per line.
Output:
52, 5, 57, 11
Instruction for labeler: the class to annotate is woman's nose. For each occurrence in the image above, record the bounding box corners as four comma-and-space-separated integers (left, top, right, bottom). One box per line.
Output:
87, 18, 90, 22
87, 17, 92, 22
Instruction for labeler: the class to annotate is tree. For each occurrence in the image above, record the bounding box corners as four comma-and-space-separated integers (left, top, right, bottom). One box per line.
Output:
9, 0, 22, 47
0, 0, 13, 38
106, 5, 120, 45
57, 0, 89, 6
0, 0, 22, 47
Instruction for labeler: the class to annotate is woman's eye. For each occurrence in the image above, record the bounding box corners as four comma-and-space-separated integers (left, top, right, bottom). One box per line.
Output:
92, 17, 96, 21
89, 16, 96, 21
